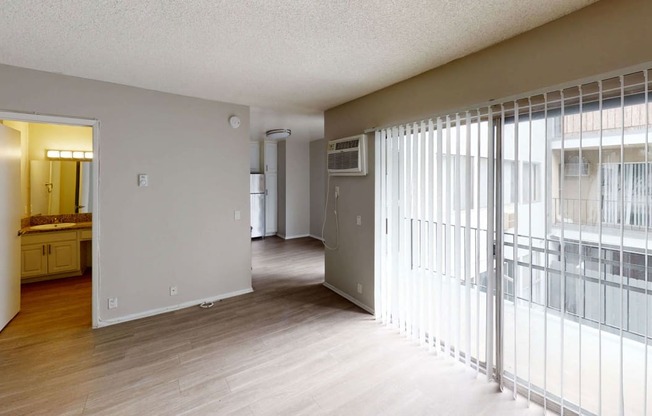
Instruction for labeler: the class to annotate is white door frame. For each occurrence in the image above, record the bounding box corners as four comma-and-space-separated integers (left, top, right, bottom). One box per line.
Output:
0, 110, 101, 328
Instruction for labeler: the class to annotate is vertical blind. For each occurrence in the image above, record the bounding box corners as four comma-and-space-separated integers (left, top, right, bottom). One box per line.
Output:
376, 68, 652, 416
376, 113, 496, 377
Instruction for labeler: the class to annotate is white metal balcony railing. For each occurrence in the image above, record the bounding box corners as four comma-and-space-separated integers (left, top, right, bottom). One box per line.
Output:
552, 197, 652, 229
399, 218, 651, 416
502, 235, 652, 342
403, 219, 652, 342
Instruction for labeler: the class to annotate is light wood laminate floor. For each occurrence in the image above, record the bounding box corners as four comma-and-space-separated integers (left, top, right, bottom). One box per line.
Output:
0, 237, 548, 415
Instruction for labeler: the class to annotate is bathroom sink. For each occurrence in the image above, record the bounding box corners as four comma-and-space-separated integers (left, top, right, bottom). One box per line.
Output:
30, 223, 76, 230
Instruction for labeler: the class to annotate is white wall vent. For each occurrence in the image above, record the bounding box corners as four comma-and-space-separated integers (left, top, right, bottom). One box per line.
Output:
327, 134, 367, 176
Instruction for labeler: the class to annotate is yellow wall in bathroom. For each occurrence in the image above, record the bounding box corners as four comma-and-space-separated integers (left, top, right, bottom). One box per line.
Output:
28, 123, 92, 161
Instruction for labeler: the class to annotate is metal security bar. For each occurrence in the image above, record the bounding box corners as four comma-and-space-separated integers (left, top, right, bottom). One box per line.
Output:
375, 67, 652, 416
498, 73, 652, 416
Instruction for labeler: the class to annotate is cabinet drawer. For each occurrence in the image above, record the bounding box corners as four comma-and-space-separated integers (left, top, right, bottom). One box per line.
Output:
79, 229, 92, 241
22, 230, 78, 244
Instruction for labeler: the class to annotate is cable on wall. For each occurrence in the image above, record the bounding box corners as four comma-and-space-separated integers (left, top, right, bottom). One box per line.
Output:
321, 174, 339, 250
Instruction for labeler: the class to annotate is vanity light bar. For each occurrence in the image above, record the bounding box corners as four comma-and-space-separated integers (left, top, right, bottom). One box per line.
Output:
46, 149, 93, 160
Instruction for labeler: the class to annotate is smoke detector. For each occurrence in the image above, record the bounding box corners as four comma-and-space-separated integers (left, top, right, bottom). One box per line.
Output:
265, 129, 291, 140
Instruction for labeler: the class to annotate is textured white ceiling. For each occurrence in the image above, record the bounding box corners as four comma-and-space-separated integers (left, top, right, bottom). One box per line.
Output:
0, 0, 596, 114
250, 107, 323, 142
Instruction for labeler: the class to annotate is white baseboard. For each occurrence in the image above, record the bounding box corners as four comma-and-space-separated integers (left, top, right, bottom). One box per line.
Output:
278, 233, 311, 240
96, 287, 254, 327
309, 234, 324, 241
323, 282, 374, 315
287, 234, 310, 240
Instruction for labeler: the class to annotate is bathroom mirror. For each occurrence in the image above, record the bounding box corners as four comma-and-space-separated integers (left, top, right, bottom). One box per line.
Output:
30, 160, 93, 216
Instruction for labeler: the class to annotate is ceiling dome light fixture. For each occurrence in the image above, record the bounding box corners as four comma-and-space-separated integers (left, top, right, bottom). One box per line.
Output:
265, 129, 291, 140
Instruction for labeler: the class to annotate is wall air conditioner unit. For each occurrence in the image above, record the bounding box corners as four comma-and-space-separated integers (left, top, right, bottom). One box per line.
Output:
327, 134, 367, 176
564, 155, 590, 177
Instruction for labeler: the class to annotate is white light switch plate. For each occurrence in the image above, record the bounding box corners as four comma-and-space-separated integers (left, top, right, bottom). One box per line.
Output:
356, 215, 362, 226
234, 210, 241, 220
138, 174, 148, 187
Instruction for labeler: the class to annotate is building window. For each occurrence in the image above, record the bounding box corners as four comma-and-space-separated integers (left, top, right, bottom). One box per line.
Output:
601, 162, 652, 228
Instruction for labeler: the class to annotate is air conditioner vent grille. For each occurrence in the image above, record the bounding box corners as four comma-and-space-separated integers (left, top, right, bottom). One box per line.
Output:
333, 139, 359, 150
328, 150, 359, 170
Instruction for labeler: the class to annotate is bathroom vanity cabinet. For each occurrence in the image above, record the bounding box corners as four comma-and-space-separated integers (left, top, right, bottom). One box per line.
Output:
21, 229, 90, 281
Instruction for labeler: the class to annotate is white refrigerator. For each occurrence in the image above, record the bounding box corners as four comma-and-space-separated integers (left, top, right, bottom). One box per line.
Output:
250, 174, 265, 238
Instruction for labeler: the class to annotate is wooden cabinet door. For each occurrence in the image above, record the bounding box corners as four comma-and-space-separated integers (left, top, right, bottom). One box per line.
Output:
47, 240, 79, 274
21, 243, 47, 278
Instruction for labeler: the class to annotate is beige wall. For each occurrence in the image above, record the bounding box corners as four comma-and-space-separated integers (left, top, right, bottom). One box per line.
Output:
309, 139, 326, 239
324, 0, 652, 311
284, 140, 310, 238
277, 140, 311, 239
0, 63, 251, 325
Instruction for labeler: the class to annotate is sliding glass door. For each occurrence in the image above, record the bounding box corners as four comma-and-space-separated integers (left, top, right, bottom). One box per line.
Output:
376, 69, 652, 415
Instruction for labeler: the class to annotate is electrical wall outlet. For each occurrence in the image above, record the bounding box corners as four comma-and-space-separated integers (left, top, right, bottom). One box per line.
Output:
108, 297, 118, 309
170, 286, 178, 296
357, 283, 363, 294
234, 210, 241, 220
356, 215, 362, 226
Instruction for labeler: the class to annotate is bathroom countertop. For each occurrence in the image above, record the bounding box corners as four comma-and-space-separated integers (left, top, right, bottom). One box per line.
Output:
21, 222, 92, 235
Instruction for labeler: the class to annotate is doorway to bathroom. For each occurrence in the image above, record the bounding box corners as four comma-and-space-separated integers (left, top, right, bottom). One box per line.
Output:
0, 111, 100, 330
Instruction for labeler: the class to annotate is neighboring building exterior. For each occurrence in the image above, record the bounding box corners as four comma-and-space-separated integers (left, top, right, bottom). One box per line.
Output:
505, 100, 652, 340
